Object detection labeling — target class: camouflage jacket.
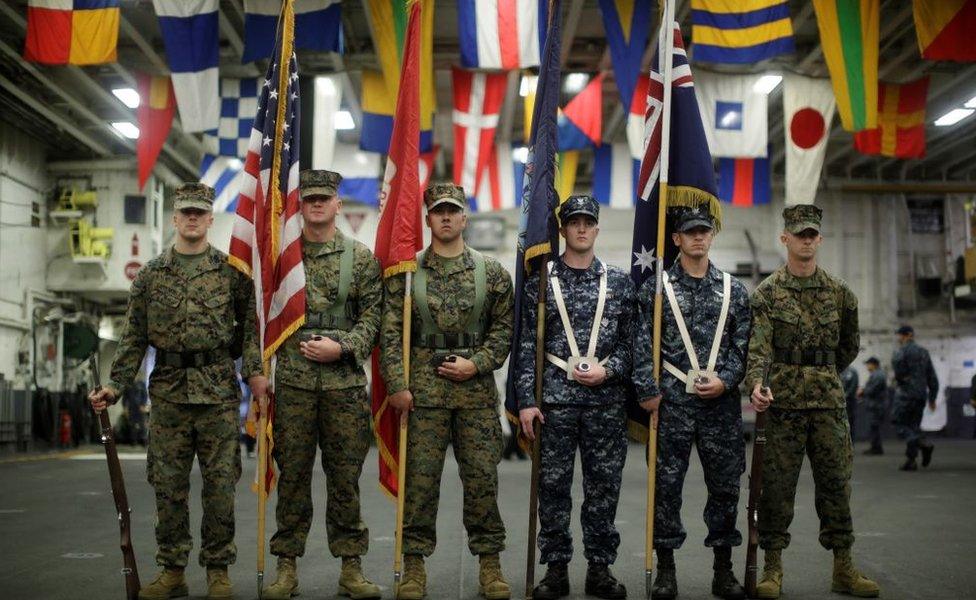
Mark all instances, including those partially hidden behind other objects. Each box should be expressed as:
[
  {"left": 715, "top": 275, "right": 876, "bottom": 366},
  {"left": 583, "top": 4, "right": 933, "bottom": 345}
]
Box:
[
  {"left": 380, "top": 246, "right": 514, "bottom": 409},
  {"left": 862, "top": 369, "right": 887, "bottom": 402},
  {"left": 274, "top": 230, "right": 382, "bottom": 391},
  {"left": 108, "top": 245, "right": 260, "bottom": 404},
  {"left": 891, "top": 341, "right": 939, "bottom": 402},
  {"left": 745, "top": 265, "right": 859, "bottom": 410},
  {"left": 633, "top": 260, "right": 751, "bottom": 404},
  {"left": 515, "top": 257, "right": 636, "bottom": 409}
]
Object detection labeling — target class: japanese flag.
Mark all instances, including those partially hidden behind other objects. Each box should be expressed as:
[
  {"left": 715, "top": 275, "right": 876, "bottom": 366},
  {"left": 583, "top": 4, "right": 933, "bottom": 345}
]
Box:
[{"left": 783, "top": 75, "right": 835, "bottom": 206}]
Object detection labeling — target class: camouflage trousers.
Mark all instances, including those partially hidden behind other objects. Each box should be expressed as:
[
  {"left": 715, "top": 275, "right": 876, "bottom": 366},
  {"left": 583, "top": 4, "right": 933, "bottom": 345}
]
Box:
[
  {"left": 758, "top": 408, "right": 854, "bottom": 551},
  {"left": 538, "top": 402, "right": 627, "bottom": 565},
  {"left": 654, "top": 397, "right": 745, "bottom": 550},
  {"left": 147, "top": 400, "right": 241, "bottom": 568},
  {"left": 403, "top": 406, "right": 505, "bottom": 556},
  {"left": 269, "top": 384, "right": 371, "bottom": 558},
  {"left": 891, "top": 392, "right": 930, "bottom": 459}
]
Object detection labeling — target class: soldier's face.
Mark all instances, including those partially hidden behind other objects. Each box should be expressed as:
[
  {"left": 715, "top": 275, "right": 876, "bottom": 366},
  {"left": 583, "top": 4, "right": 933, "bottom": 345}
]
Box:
[
  {"left": 301, "top": 194, "right": 340, "bottom": 226},
  {"left": 897, "top": 333, "right": 911, "bottom": 345},
  {"left": 560, "top": 215, "right": 599, "bottom": 253},
  {"left": 672, "top": 227, "right": 714, "bottom": 259},
  {"left": 173, "top": 208, "right": 213, "bottom": 242},
  {"left": 781, "top": 229, "right": 822, "bottom": 260},
  {"left": 426, "top": 204, "right": 466, "bottom": 243}
]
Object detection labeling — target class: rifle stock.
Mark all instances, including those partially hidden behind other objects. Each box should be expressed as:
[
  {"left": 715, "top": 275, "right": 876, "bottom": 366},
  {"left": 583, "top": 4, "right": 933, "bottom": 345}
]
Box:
[{"left": 744, "top": 371, "right": 771, "bottom": 598}]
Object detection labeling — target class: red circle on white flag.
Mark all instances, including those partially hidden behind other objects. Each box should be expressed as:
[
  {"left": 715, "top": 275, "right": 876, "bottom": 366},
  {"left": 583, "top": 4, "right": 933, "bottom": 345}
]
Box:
[{"left": 790, "top": 108, "right": 826, "bottom": 149}]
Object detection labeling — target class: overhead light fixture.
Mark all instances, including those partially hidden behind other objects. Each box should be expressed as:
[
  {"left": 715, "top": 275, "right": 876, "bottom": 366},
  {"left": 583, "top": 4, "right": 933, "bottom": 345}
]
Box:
[
  {"left": 227, "top": 158, "right": 243, "bottom": 170},
  {"left": 519, "top": 75, "right": 537, "bottom": 97},
  {"left": 934, "top": 108, "right": 975, "bottom": 126},
  {"left": 752, "top": 74, "right": 782, "bottom": 95},
  {"left": 112, "top": 87, "right": 140, "bottom": 109},
  {"left": 964, "top": 95, "right": 976, "bottom": 109},
  {"left": 316, "top": 76, "right": 336, "bottom": 97},
  {"left": 512, "top": 146, "right": 529, "bottom": 164},
  {"left": 563, "top": 72, "right": 588, "bottom": 94},
  {"left": 111, "top": 121, "right": 140, "bottom": 139},
  {"left": 335, "top": 110, "right": 355, "bottom": 130}
]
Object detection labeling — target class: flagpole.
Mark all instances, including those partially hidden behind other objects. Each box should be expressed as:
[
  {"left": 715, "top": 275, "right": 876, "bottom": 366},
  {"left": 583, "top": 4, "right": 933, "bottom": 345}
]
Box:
[
  {"left": 256, "top": 394, "right": 269, "bottom": 598},
  {"left": 394, "top": 272, "right": 413, "bottom": 597},
  {"left": 524, "top": 259, "right": 549, "bottom": 599},
  {"left": 646, "top": 0, "right": 676, "bottom": 598}
]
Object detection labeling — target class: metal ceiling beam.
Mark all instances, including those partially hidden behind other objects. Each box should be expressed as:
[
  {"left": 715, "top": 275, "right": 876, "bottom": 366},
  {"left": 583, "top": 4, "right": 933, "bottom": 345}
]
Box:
[{"left": 560, "top": 0, "right": 585, "bottom": 67}]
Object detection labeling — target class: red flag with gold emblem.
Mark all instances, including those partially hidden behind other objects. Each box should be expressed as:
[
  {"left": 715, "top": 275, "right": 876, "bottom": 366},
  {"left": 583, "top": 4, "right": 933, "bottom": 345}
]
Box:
[{"left": 136, "top": 74, "right": 176, "bottom": 191}]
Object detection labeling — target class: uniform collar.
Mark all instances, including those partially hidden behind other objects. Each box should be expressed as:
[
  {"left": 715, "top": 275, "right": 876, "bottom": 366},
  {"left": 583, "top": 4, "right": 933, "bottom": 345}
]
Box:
[
  {"left": 552, "top": 255, "right": 605, "bottom": 280},
  {"left": 668, "top": 258, "right": 721, "bottom": 285},
  {"left": 779, "top": 265, "right": 826, "bottom": 290},
  {"left": 303, "top": 228, "right": 346, "bottom": 257},
  {"left": 422, "top": 245, "right": 474, "bottom": 275},
  {"left": 161, "top": 244, "right": 221, "bottom": 275}
]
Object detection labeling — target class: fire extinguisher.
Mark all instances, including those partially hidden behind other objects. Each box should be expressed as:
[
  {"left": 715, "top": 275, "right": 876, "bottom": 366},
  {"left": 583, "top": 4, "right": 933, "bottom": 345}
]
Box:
[
  {"left": 131, "top": 233, "right": 139, "bottom": 256},
  {"left": 59, "top": 409, "right": 72, "bottom": 448}
]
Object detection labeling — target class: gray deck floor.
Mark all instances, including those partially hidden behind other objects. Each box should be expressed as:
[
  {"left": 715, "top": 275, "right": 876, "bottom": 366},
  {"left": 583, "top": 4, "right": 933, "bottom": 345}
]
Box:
[{"left": 1, "top": 438, "right": 974, "bottom": 599}]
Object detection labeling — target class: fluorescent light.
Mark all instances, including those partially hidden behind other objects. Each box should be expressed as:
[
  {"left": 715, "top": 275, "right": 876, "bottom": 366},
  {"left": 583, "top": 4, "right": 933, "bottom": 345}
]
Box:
[
  {"left": 564, "top": 73, "right": 588, "bottom": 94},
  {"left": 964, "top": 95, "right": 976, "bottom": 109},
  {"left": 934, "top": 108, "right": 975, "bottom": 126},
  {"left": 334, "top": 110, "right": 355, "bottom": 130},
  {"left": 512, "top": 147, "right": 528, "bottom": 164},
  {"left": 519, "top": 75, "right": 537, "bottom": 97},
  {"left": 112, "top": 87, "right": 140, "bottom": 109},
  {"left": 227, "top": 158, "right": 243, "bottom": 170},
  {"left": 111, "top": 121, "right": 139, "bottom": 139},
  {"left": 316, "top": 76, "right": 336, "bottom": 97},
  {"left": 753, "top": 74, "right": 782, "bottom": 95}
]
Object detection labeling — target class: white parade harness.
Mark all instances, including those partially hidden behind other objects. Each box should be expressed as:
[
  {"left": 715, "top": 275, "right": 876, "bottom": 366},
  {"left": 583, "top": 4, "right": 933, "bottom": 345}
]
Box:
[{"left": 544, "top": 261, "right": 610, "bottom": 380}]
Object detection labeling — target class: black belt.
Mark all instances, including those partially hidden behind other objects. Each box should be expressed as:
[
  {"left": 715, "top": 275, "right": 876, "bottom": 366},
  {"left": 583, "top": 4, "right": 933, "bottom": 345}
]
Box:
[
  {"left": 413, "top": 331, "right": 484, "bottom": 350},
  {"left": 305, "top": 311, "right": 354, "bottom": 331},
  {"left": 156, "top": 348, "right": 229, "bottom": 369},
  {"left": 773, "top": 348, "right": 836, "bottom": 366}
]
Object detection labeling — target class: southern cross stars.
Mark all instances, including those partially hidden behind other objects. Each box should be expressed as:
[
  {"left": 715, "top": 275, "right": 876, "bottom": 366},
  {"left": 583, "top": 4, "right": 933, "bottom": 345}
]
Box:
[{"left": 633, "top": 245, "right": 656, "bottom": 273}]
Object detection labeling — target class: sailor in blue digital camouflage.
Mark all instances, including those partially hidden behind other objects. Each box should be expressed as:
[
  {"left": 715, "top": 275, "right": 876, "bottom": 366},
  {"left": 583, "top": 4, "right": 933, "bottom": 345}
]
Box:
[
  {"left": 858, "top": 357, "right": 887, "bottom": 455},
  {"left": 632, "top": 207, "right": 751, "bottom": 600},
  {"left": 252, "top": 170, "right": 383, "bottom": 600},
  {"left": 516, "top": 195, "right": 634, "bottom": 600},
  {"left": 89, "top": 182, "right": 261, "bottom": 600},
  {"left": 745, "top": 204, "right": 879, "bottom": 599},
  {"left": 380, "top": 183, "right": 514, "bottom": 600},
  {"left": 890, "top": 325, "right": 939, "bottom": 471}
]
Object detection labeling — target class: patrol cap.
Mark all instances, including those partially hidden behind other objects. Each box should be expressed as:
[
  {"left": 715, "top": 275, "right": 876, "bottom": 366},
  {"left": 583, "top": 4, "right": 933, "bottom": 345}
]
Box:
[
  {"left": 173, "top": 182, "right": 215, "bottom": 212},
  {"left": 674, "top": 205, "right": 715, "bottom": 232},
  {"left": 558, "top": 194, "right": 600, "bottom": 224},
  {"left": 424, "top": 182, "right": 467, "bottom": 210},
  {"left": 865, "top": 356, "right": 880, "bottom": 365},
  {"left": 300, "top": 169, "right": 342, "bottom": 199},
  {"left": 783, "top": 204, "right": 823, "bottom": 234},
  {"left": 896, "top": 324, "right": 914, "bottom": 335}
]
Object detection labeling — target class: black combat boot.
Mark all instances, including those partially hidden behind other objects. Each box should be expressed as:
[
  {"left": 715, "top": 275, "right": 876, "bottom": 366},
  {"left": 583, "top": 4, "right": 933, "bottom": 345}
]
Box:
[
  {"left": 711, "top": 547, "right": 745, "bottom": 600},
  {"left": 921, "top": 444, "right": 934, "bottom": 467},
  {"left": 585, "top": 563, "right": 627, "bottom": 599},
  {"left": 862, "top": 447, "right": 883, "bottom": 455},
  {"left": 899, "top": 458, "right": 918, "bottom": 471},
  {"left": 652, "top": 549, "right": 677, "bottom": 599},
  {"left": 533, "top": 562, "right": 569, "bottom": 600}
]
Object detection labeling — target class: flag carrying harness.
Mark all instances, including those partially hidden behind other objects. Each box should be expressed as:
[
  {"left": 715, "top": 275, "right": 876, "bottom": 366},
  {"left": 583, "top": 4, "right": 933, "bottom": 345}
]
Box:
[
  {"left": 545, "top": 260, "right": 610, "bottom": 379},
  {"left": 412, "top": 249, "right": 488, "bottom": 349},
  {"left": 661, "top": 270, "right": 731, "bottom": 393}
]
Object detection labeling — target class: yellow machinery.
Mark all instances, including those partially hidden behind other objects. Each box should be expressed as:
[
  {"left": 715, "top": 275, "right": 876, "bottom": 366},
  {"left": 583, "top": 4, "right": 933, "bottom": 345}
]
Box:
[
  {"left": 57, "top": 188, "right": 99, "bottom": 212},
  {"left": 69, "top": 219, "right": 114, "bottom": 259}
]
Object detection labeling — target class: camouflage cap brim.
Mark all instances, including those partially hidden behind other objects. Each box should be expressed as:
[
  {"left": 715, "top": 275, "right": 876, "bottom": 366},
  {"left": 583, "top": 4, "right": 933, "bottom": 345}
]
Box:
[
  {"left": 787, "top": 221, "right": 821, "bottom": 234},
  {"left": 677, "top": 217, "right": 714, "bottom": 232},
  {"left": 427, "top": 196, "right": 467, "bottom": 210},
  {"left": 301, "top": 185, "right": 338, "bottom": 199},
  {"left": 174, "top": 199, "right": 214, "bottom": 212}
]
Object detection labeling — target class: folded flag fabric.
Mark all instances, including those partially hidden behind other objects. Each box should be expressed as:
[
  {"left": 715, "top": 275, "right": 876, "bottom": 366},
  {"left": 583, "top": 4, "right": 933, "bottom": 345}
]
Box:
[
  {"left": 243, "top": 0, "right": 343, "bottom": 63},
  {"left": 627, "top": 73, "right": 650, "bottom": 159},
  {"left": 200, "top": 154, "right": 244, "bottom": 212},
  {"left": 457, "top": 0, "right": 547, "bottom": 69},
  {"left": 695, "top": 71, "right": 768, "bottom": 158},
  {"left": 24, "top": 0, "right": 120, "bottom": 65},
  {"left": 783, "top": 74, "right": 835, "bottom": 206},
  {"left": 912, "top": 0, "right": 976, "bottom": 62},
  {"left": 473, "top": 141, "right": 518, "bottom": 211},
  {"left": 137, "top": 74, "right": 176, "bottom": 192},
  {"left": 557, "top": 73, "right": 604, "bottom": 151},
  {"left": 812, "top": 0, "right": 879, "bottom": 132},
  {"left": 202, "top": 79, "right": 261, "bottom": 159},
  {"left": 452, "top": 68, "right": 509, "bottom": 199},
  {"left": 853, "top": 77, "right": 929, "bottom": 159},
  {"left": 598, "top": 0, "right": 653, "bottom": 108},
  {"left": 718, "top": 152, "right": 771, "bottom": 206},
  {"left": 153, "top": 0, "right": 220, "bottom": 133},
  {"left": 592, "top": 143, "right": 640, "bottom": 208},
  {"left": 690, "top": 0, "right": 795, "bottom": 64}
]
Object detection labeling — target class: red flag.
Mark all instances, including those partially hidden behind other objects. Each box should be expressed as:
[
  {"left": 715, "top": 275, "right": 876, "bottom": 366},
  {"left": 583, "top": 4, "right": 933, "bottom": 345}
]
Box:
[
  {"left": 451, "top": 67, "right": 509, "bottom": 197},
  {"left": 136, "top": 74, "right": 176, "bottom": 191},
  {"left": 853, "top": 77, "right": 929, "bottom": 159},
  {"left": 228, "top": 0, "right": 304, "bottom": 493},
  {"left": 371, "top": 0, "right": 424, "bottom": 499}
]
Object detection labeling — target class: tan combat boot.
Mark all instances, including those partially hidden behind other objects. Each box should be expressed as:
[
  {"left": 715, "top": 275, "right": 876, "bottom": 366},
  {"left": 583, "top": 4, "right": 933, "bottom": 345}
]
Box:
[
  {"left": 397, "top": 554, "right": 426, "bottom": 600},
  {"left": 478, "top": 554, "right": 511, "bottom": 600},
  {"left": 831, "top": 548, "right": 880, "bottom": 597},
  {"left": 339, "top": 556, "right": 381, "bottom": 599},
  {"left": 205, "top": 566, "right": 233, "bottom": 600},
  {"left": 138, "top": 567, "right": 188, "bottom": 600},
  {"left": 262, "top": 557, "right": 299, "bottom": 600},
  {"left": 755, "top": 550, "right": 783, "bottom": 599}
]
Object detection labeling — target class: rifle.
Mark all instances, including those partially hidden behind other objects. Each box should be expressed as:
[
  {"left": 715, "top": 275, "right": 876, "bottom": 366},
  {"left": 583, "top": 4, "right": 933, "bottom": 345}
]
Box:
[
  {"left": 744, "top": 366, "right": 771, "bottom": 598},
  {"left": 89, "top": 354, "right": 141, "bottom": 600}
]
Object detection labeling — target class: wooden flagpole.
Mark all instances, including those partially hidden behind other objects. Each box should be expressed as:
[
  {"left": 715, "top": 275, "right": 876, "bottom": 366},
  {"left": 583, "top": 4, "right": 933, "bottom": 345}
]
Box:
[
  {"left": 256, "top": 395, "right": 269, "bottom": 598},
  {"left": 394, "top": 272, "right": 413, "bottom": 597},
  {"left": 524, "top": 260, "right": 549, "bottom": 598}
]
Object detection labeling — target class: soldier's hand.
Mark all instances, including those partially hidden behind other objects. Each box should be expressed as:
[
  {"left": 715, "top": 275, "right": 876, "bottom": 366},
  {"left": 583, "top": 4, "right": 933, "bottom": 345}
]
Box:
[
  {"left": 437, "top": 356, "right": 478, "bottom": 382},
  {"left": 694, "top": 377, "right": 726, "bottom": 399},
  {"left": 639, "top": 395, "right": 662, "bottom": 413},
  {"left": 519, "top": 407, "right": 545, "bottom": 441},
  {"left": 88, "top": 387, "right": 116, "bottom": 414},
  {"left": 857, "top": 387, "right": 864, "bottom": 398},
  {"left": 300, "top": 337, "right": 343, "bottom": 363},
  {"left": 928, "top": 400, "right": 937, "bottom": 412},
  {"left": 751, "top": 383, "right": 772, "bottom": 412},
  {"left": 573, "top": 363, "right": 607, "bottom": 387},
  {"left": 248, "top": 375, "right": 269, "bottom": 400},
  {"left": 388, "top": 390, "right": 414, "bottom": 415}
]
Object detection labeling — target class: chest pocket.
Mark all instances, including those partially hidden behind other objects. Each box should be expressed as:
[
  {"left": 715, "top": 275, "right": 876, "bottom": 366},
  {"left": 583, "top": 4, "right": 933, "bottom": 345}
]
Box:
[{"left": 770, "top": 309, "right": 799, "bottom": 349}]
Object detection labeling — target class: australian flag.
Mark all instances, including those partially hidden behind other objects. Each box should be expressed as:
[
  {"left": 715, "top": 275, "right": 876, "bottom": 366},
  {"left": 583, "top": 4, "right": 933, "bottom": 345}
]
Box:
[{"left": 504, "top": 0, "right": 562, "bottom": 430}]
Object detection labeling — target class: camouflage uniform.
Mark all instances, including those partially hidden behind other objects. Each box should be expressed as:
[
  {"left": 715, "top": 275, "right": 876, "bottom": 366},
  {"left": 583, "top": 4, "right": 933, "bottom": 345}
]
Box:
[
  {"left": 861, "top": 364, "right": 887, "bottom": 451},
  {"left": 107, "top": 183, "right": 260, "bottom": 568},
  {"left": 745, "top": 205, "right": 860, "bottom": 553},
  {"left": 268, "top": 170, "right": 383, "bottom": 560},
  {"left": 891, "top": 338, "right": 939, "bottom": 461},
  {"left": 379, "top": 184, "right": 514, "bottom": 557},
  {"left": 633, "top": 257, "right": 751, "bottom": 551},
  {"left": 514, "top": 196, "right": 636, "bottom": 566}
]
